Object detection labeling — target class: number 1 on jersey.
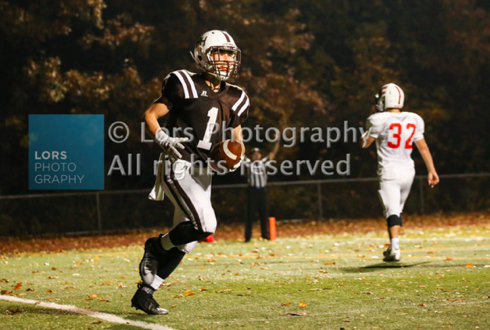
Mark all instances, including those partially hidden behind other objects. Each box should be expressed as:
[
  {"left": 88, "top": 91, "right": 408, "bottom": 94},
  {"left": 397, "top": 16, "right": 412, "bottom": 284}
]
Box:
[{"left": 197, "top": 107, "right": 218, "bottom": 150}]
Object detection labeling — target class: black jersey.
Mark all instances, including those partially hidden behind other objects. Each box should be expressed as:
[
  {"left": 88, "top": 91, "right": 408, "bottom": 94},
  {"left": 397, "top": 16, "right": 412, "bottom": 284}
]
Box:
[{"left": 154, "top": 70, "right": 249, "bottom": 163}]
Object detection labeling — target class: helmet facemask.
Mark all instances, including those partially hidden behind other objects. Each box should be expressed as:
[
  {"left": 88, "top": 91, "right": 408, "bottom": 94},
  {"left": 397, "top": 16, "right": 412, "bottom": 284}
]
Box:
[
  {"left": 375, "top": 91, "right": 385, "bottom": 112},
  {"left": 204, "top": 47, "right": 241, "bottom": 81}
]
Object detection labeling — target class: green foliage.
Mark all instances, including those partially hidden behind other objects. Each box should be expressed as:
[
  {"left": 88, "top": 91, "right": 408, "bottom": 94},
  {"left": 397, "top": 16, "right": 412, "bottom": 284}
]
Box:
[{"left": 2, "top": 0, "right": 490, "bottom": 231}]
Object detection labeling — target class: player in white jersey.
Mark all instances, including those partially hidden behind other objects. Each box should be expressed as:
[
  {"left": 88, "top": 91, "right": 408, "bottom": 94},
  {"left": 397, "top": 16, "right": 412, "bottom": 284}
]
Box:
[{"left": 361, "top": 83, "right": 439, "bottom": 261}]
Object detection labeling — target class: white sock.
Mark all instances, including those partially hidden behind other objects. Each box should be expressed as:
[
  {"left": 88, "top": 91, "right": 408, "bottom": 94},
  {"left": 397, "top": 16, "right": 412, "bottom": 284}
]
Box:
[
  {"left": 391, "top": 237, "right": 400, "bottom": 250},
  {"left": 160, "top": 234, "right": 175, "bottom": 251},
  {"left": 150, "top": 275, "right": 165, "bottom": 290}
]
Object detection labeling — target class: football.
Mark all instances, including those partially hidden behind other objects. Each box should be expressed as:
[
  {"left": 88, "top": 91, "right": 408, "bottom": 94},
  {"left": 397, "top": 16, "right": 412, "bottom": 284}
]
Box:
[{"left": 209, "top": 139, "right": 243, "bottom": 173}]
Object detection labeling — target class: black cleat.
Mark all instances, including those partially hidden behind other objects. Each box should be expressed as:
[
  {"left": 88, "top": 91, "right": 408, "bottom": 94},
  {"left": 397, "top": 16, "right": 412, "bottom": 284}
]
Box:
[{"left": 131, "top": 283, "right": 168, "bottom": 315}]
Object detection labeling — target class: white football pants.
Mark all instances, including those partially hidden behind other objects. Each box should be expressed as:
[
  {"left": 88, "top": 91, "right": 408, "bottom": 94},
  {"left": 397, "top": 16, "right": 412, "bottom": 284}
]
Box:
[
  {"left": 162, "top": 159, "right": 217, "bottom": 253},
  {"left": 378, "top": 169, "right": 415, "bottom": 218}
]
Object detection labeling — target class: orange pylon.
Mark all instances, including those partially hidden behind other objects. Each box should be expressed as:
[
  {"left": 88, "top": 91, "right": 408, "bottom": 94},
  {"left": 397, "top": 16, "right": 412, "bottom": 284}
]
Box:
[{"left": 269, "top": 217, "right": 276, "bottom": 241}]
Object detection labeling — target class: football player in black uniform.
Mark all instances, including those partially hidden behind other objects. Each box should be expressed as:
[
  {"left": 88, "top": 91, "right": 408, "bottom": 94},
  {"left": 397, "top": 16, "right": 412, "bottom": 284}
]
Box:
[{"left": 131, "top": 30, "right": 249, "bottom": 315}]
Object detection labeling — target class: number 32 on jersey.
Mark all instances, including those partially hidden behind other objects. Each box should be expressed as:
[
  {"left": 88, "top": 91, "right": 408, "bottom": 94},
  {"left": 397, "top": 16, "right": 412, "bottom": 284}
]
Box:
[{"left": 388, "top": 123, "right": 416, "bottom": 149}]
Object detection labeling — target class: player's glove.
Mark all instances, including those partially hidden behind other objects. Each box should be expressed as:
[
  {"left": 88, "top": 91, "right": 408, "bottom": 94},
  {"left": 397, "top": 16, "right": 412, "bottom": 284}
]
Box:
[
  {"left": 155, "top": 128, "right": 189, "bottom": 162},
  {"left": 361, "top": 129, "right": 370, "bottom": 148}
]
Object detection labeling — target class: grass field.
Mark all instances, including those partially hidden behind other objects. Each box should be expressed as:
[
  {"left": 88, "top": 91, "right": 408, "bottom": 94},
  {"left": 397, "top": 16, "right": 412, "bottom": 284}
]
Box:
[{"left": 1, "top": 213, "right": 489, "bottom": 330}]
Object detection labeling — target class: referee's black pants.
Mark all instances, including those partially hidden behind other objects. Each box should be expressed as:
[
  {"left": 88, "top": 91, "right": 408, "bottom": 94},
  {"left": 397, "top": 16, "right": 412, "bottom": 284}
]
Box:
[{"left": 245, "top": 186, "right": 270, "bottom": 242}]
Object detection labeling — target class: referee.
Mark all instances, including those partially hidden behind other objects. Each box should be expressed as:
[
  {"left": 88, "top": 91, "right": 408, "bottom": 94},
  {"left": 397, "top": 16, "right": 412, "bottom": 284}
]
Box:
[{"left": 243, "top": 147, "right": 276, "bottom": 242}]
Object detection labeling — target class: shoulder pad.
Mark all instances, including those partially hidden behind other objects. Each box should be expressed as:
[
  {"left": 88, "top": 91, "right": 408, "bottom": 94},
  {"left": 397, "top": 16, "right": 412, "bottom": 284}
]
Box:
[{"left": 167, "top": 70, "right": 199, "bottom": 99}]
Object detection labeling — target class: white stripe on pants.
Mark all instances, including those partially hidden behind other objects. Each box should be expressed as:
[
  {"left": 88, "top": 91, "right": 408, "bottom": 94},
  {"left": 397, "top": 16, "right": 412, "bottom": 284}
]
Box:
[{"left": 162, "top": 160, "right": 217, "bottom": 253}]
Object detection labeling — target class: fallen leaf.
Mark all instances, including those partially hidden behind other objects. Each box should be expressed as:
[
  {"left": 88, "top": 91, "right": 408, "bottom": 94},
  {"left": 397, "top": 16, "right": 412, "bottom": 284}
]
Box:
[
  {"left": 299, "top": 302, "right": 307, "bottom": 308},
  {"left": 466, "top": 263, "right": 475, "bottom": 268},
  {"left": 281, "top": 302, "right": 291, "bottom": 306},
  {"left": 364, "top": 292, "right": 373, "bottom": 294},
  {"left": 26, "top": 288, "right": 35, "bottom": 292},
  {"left": 418, "top": 303, "right": 426, "bottom": 307},
  {"left": 89, "top": 294, "right": 98, "bottom": 298},
  {"left": 92, "top": 320, "right": 102, "bottom": 324},
  {"left": 216, "top": 289, "right": 232, "bottom": 293},
  {"left": 14, "top": 283, "right": 22, "bottom": 290},
  {"left": 287, "top": 312, "right": 307, "bottom": 316},
  {"left": 184, "top": 291, "right": 196, "bottom": 297},
  {"left": 446, "top": 257, "right": 453, "bottom": 261},
  {"left": 52, "top": 267, "right": 57, "bottom": 270},
  {"left": 46, "top": 289, "right": 53, "bottom": 293},
  {"left": 1, "top": 290, "right": 13, "bottom": 294},
  {"left": 6, "top": 308, "right": 23, "bottom": 315}
]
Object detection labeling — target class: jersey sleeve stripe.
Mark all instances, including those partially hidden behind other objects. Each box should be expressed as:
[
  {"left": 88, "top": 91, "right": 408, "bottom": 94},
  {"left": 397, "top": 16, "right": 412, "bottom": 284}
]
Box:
[
  {"left": 237, "top": 96, "right": 250, "bottom": 116},
  {"left": 181, "top": 70, "right": 199, "bottom": 98},
  {"left": 231, "top": 91, "right": 246, "bottom": 111}
]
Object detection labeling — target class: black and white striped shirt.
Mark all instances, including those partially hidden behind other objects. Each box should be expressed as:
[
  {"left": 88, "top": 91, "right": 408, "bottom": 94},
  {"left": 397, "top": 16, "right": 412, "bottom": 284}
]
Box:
[{"left": 244, "top": 157, "right": 270, "bottom": 188}]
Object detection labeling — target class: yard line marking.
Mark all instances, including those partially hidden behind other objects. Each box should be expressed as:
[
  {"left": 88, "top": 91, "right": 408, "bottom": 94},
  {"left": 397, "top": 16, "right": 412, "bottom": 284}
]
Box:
[{"left": 0, "top": 295, "right": 176, "bottom": 330}]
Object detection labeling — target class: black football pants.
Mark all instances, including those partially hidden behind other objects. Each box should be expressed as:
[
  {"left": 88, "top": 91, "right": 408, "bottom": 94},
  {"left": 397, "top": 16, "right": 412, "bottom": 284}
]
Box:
[{"left": 245, "top": 187, "right": 270, "bottom": 241}]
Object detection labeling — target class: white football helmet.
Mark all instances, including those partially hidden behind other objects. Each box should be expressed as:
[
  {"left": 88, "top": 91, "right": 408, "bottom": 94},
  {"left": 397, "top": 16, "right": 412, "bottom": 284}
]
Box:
[
  {"left": 375, "top": 83, "right": 404, "bottom": 111},
  {"left": 190, "top": 30, "right": 241, "bottom": 81}
]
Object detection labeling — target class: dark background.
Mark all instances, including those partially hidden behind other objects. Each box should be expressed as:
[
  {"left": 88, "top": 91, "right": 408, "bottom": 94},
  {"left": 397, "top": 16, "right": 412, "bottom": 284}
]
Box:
[{"left": 1, "top": 0, "right": 489, "bottom": 236}]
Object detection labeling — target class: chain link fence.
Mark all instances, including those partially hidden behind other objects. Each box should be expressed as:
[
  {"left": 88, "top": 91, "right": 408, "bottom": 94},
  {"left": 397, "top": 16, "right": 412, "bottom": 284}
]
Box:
[{"left": 1, "top": 173, "right": 489, "bottom": 236}]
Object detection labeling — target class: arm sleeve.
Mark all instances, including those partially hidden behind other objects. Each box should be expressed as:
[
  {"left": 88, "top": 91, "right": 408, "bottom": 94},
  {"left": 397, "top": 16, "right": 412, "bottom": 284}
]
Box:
[
  {"left": 153, "top": 73, "right": 184, "bottom": 111},
  {"left": 412, "top": 114, "right": 425, "bottom": 141}
]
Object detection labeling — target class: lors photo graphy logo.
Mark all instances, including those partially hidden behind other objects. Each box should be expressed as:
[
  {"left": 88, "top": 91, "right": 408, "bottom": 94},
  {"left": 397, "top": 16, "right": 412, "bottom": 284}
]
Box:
[{"left": 28, "top": 115, "right": 104, "bottom": 190}]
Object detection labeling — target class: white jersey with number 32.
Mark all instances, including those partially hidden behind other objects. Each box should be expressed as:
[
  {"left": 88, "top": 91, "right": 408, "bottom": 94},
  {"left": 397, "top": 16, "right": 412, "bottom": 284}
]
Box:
[{"left": 367, "top": 111, "right": 424, "bottom": 179}]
